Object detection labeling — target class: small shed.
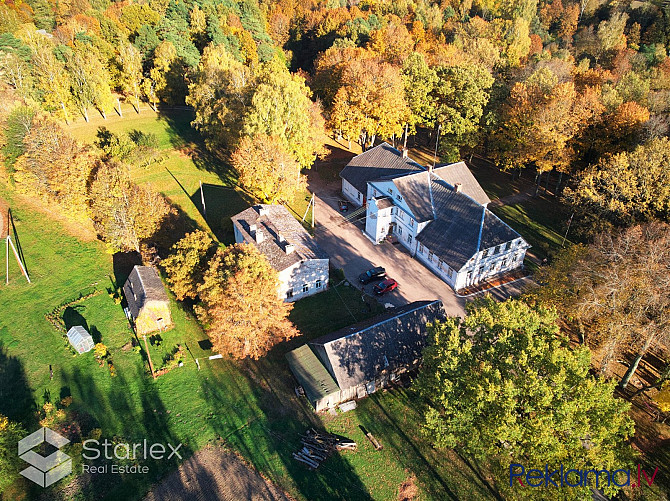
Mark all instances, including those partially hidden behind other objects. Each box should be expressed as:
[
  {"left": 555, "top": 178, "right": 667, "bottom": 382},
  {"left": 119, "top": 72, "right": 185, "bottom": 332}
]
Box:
[
  {"left": 123, "top": 265, "right": 173, "bottom": 336},
  {"left": 67, "top": 326, "right": 94, "bottom": 354}
]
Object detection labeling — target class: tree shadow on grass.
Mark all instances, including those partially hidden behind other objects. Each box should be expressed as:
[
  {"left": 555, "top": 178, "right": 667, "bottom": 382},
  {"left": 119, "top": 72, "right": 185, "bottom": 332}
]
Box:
[
  {"left": 197, "top": 353, "right": 373, "bottom": 500},
  {"left": 157, "top": 109, "right": 238, "bottom": 186},
  {"left": 0, "top": 341, "right": 35, "bottom": 425},
  {"left": 189, "top": 184, "right": 254, "bottom": 244},
  {"left": 54, "top": 365, "right": 200, "bottom": 501}
]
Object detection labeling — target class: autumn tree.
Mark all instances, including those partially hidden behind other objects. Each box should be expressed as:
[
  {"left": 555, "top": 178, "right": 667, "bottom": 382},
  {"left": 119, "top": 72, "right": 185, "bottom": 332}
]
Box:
[
  {"left": 565, "top": 137, "right": 670, "bottom": 230},
  {"left": 88, "top": 160, "right": 171, "bottom": 253},
  {"left": 186, "top": 43, "right": 254, "bottom": 149},
  {"left": 432, "top": 63, "right": 493, "bottom": 160},
  {"left": 195, "top": 244, "right": 298, "bottom": 359},
  {"left": 162, "top": 230, "right": 217, "bottom": 300},
  {"left": 66, "top": 43, "right": 113, "bottom": 121},
  {"left": 116, "top": 41, "right": 143, "bottom": 113},
  {"left": 534, "top": 223, "right": 670, "bottom": 388},
  {"left": 402, "top": 52, "right": 437, "bottom": 133},
  {"left": 417, "top": 298, "right": 634, "bottom": 500},
  {"left": 330, "top": 57, "right": 409, "bottom": 148},
  {"left": 12, "top": 114, "right": 95, "bottom": 219},
  {"left": 242, "top": 59, "right": 325, "bottom": 169},
  {"left": 231, "top": 134, "right": 305, "bottom": 203}
]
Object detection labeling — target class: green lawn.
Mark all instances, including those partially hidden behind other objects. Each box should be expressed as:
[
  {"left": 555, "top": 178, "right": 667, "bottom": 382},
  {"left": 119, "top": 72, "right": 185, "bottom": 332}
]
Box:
[{"left": 0, "top": 112, "right": 501, "bottom": 501}]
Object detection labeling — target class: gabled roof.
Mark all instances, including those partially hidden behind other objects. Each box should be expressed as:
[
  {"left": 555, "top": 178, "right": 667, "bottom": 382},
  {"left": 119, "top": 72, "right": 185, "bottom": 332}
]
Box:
[
  {"left": 123, "top": 266, "right": 169, "bottom": 318},
  {"left": 309, "top": 300, "right": 446, "bottom": 390},
  {"left": 231, "top": 204, "right": 328, "bottom": 272},
  {"left": 339, "top": 143, "right": 424, "bottom": 195},
  {"left": 433, "top": 162, "right": 491, "bottom": 206},
  {"left": 415, "top": 177, "right": 521, "bottom": 271},
  {"left": 285, "top": 345, "right": 340, "bottom": 404}
]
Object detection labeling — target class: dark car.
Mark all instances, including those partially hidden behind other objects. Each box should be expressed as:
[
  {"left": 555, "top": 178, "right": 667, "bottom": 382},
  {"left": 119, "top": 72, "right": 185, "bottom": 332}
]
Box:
[
  {"left": 374, "top": 278, "right": 398, "bottom": 295},
  {"left": 358, "top": 266, "right": 386, "bottom": 284}
]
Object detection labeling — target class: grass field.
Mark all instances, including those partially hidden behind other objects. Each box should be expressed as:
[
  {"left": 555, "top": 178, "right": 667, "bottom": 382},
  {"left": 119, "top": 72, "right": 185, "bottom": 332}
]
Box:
[{"left": 0, "top": 111, "right": 497, "bottom": 500}]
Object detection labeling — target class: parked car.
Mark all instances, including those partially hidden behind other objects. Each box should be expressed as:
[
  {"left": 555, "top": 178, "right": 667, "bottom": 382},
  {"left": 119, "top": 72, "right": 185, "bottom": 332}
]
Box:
[
  {"left": 374, "top": 278, "right": 398, "bottom": 295},
  {"left": 338, "top": 200, "right": 349, "bottom": 212},
  {"left": 358, "top": 266, "right": 386, "bottom": 284}
]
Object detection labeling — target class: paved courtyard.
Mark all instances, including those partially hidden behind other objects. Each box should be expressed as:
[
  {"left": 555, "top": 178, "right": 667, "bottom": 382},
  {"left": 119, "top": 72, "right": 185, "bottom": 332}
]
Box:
[{"left": 310, "top": 179, "right": 467, "bottom": 317}]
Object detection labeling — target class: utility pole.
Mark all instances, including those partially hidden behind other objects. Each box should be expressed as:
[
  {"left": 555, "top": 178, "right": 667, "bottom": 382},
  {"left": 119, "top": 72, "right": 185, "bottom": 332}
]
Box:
[
  {"left": 312, "top": 193, "right": 315, "bottom": 228},
  {"left": 199, "top": 180, "right": 207, "bottom": 221},
  {"left": 143, "top": 335, "right": 156, "bottom": 379},
  {"left": 403, "top": 123, "right": 408, "bottom": 150},
  {"left": 561, "top": 212, "right": 574, "bottom": 248},
  {"left": 432, "top": 124, "right": 442, "bottom": 168}
]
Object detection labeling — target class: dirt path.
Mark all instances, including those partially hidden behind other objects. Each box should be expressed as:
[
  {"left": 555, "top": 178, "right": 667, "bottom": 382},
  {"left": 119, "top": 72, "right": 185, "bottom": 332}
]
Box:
[
  {"left": 144, "top": 446, "right": 292, "bottom": 501},
  {"left": 486, "top": 189, "right": 535, "bottom": 209}
]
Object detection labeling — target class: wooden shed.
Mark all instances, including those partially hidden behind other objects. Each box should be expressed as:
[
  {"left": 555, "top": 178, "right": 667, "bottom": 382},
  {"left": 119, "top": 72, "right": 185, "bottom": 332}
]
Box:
[
  {"left": 67, "top": 326, "right": 94, "bottom": 354},
  {"left": 123, "top": 266, "right": 173, "bottom": 336}
]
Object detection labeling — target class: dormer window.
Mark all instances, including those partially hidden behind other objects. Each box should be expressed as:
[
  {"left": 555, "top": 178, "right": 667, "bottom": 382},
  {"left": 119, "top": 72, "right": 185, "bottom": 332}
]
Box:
[
  {"left": 396, "top": 195, "right": 403, "bottom": 202},
  {"left": 388, "top": 188, "right": 393, "bottom": 195},
  {"left": 482, "top": 249, "right": 489, "bottom": 258}
]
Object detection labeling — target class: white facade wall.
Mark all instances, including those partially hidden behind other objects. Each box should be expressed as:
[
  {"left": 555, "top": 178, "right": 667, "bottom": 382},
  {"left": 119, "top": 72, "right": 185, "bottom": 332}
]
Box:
[
  {"left": 278, "top": 259, "right": 329, "bottom": 302},
  {"left": 234, "top": 225, "right": 328, "bottom": 302},
  {"left": 342, "top": 179, "right": 363, "bottom": 206}
]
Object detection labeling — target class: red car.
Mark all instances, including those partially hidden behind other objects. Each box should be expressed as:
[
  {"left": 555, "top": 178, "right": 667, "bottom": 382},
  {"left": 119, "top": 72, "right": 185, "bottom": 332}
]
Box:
[{"left": 374, "top": 278, "right": 398, "bottom": 295}]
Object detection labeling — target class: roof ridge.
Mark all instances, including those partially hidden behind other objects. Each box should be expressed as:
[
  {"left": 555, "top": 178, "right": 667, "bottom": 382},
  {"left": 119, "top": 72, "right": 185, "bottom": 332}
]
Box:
[{"left": 315, "top": 300, "right": 440, "bottom": 346}]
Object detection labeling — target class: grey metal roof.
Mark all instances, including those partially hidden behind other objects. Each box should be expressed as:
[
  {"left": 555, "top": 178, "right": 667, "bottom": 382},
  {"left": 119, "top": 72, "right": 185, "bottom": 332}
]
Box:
[
  {"left": 123, "top": 266, "right": 169, "bottom": 318},
  {"left": 231, "top": 205, "right": 328, "bottom": 272},
  {"left": 392, "top": 171, "right": 435, "bottom": 222},
  {"left": 285, "top": 345, "right": 340, "bottom": 404},
  {"left": 415, "top": 177, "right": 521, "bottom": 271},
  {"left": 309, "top": 300, "right": 446, "bottom": 390},
  {"left": 339, "top": 143, "right": 424, "bottom": 195},
  {"left": 433, "top": 162, "right": 491, "bottom": 206},
  {"left": 374, "top": 197, "right": 395, "bottom": 210}
]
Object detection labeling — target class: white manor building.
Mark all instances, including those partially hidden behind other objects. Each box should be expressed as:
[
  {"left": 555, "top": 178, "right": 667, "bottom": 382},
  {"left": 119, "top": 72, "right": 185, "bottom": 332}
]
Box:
[
  {"left": 340, "top": 143, "right": 530, "bottom": 291},
  {"left": 232, "top": 204, "right": 329, "bottom": 302}
]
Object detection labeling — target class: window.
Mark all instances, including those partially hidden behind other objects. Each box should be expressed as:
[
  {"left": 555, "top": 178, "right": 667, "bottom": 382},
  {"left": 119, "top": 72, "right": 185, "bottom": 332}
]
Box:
[
  {"left": 494, "top": 245, "right": 501, "bottom": 254},
  {"left": 303, "top": 283, "right": 309, "bottom": 293},
  {"left": 438, "top": 260, "right": 444, "bottom": 270},
  {"left": 502, "top": 242, "right": 508, "bottom": 252},
  {"left": 447, "top": 267, "right": 454, "bottom": 278},
  {"left": 407, "top": 235, "right": 412, "bottom": 244},
  {"left": 418, "top": 243, "right": 424, "bottom": 253},
  {"left": 428, "top": 251, "right": 434, "bottom": 261},
  {"left": 397, "top": 226, "right": 403, "bottom": 235},
  {"left": 388, "top": 188, "right": 393, "bottom": 195},
  {"left": 479, "top": 266, "right": 484, "bottom": 275},
  {"left": 316, "top": 279, "right": 322, "bottom": 289},
  {"left": 391, "top": 207, "right": 396, "bottom": 215},
  {"left": 482, "top": 249, "right": 489, "bottom": 258},
  {"left": 501, "top": 259, "right": 507, "bottom": 268},
  {"left": 410, "top": 219, "right": 414, "bottom": 227},
  {"left": 286, "top": 288, "right": 293, "bottom": 299},
  {"left": 357, "top": 192, "right": 361, "bottom": 201},
  {"left": 396, "top": 195, "right": 403, "bottom": 202}
]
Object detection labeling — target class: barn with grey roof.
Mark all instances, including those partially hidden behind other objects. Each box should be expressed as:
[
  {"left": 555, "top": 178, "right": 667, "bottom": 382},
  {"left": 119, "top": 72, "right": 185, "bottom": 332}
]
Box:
[
  {"left": 286, "top": 300, "right": 446, "bottom": 412},
  {"left": 232, "top": 204, "right": 329, "bottom": 302},
  {"left": 340, "top": 143, "right": 530, "bottom": 291}
]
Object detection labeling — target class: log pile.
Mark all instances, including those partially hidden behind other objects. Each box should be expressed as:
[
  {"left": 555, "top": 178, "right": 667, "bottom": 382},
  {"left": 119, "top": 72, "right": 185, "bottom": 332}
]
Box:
[{"left": 292, "top": 428, "right": 357, "bottom": 469}]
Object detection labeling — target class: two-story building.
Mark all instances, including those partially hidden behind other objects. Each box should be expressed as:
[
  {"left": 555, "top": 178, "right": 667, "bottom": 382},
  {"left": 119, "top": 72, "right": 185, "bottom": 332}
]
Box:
[
  {"left": 232, "top": 204, "right": 329, "bottom": 302},
  {"left": 340, "top": 143, "right": 530, "bottom": 290}
]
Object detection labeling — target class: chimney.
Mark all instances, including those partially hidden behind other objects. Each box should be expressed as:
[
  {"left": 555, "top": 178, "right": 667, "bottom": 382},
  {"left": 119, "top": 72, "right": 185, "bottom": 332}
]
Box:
[
  {"left": 255, "top": 228, "right": 264, "bottom": 243},
  {"left": 249, "top": 224, "right": 257, "bottom": 235},
  {"left": 278, "top": 233, "right": 285, "bottom": 243},
  {"left": 285, "top": 243, "right": 295, "bottom": 254},
  {"left": 402, "top": 148, "right": 408, "bottom": 159},
  {"left": 454, "top": 183, "right": 463, "bottom": 193},
  {"left": 258, "top": 206, "right": 269, "bottom": 217}
]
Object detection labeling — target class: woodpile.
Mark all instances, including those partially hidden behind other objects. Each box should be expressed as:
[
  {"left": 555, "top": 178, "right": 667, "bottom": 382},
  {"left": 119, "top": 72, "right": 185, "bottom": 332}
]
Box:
[{"left": 292, "top": 428, "right": 357, "bottom": 469}]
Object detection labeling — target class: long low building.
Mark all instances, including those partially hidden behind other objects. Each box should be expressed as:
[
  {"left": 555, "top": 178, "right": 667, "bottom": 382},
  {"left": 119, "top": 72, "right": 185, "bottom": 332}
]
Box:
[
  {"left": 340, "top": 143, "right": 530, "bottom": 291},
  {"left": 286, "top": 300, "right": 446, "bottom": 412}
]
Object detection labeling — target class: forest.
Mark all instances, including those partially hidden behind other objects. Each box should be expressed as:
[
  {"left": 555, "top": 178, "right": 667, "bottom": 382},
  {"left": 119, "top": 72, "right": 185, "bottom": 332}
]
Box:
[{"left": 1, "top": 0, "right": 670, "bottom": 499}]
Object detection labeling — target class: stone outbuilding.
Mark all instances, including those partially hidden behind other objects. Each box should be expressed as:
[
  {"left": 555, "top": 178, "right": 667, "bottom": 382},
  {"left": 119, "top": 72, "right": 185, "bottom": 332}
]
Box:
[
  {"left": 232, "top": 204, "right": 329, "bottom": 302},
  {"left": 123, "top": 265, "right": 173, "bottom": 335}
]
